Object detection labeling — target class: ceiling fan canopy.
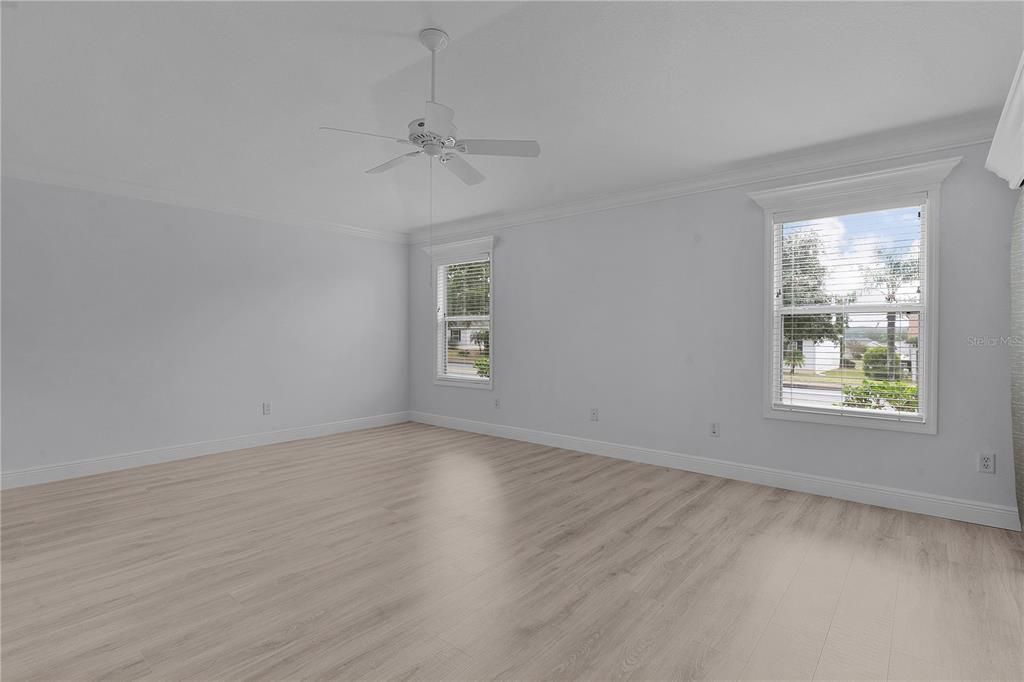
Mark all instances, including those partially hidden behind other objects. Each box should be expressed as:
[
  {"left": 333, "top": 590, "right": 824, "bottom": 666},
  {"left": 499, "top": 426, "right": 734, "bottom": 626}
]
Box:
[{"left": 319, "top": 28, "right": 541, "bottom": 186}]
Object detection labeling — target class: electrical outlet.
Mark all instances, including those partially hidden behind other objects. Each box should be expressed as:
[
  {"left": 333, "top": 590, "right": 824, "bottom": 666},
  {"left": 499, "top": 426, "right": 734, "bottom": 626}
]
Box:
[
  {"left": 261, "top": 401, "right": 272, "bottom": 416},
  {"left": 494, "top": 398, "right": 501, "bottom": 409},
  {"left": 589, "top": 408, "right": 599, "bottom": 422},
  {"left": 710, "top": 422, "right": 720, "bottom": 437},
  {"left": 978, "top": 453, "right": 995, "bottom": 474}
]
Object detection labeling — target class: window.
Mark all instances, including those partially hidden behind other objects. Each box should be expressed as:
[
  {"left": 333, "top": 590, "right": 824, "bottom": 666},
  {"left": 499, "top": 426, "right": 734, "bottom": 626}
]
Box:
[
  {"left": 750, "top": 158, "right": 960, "bottom": 432},
  {"left": 774, "top": 204, "right": 925, "bottom": 419},
  {"left": 432, "top": 237, "right": 493, "bottom": 388}
]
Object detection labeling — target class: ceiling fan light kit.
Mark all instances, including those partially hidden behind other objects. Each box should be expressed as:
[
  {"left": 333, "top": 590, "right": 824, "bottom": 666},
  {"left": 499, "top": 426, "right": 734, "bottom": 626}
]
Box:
[{"left": 319, "top": 27, "right": 541, "bottom": 186}]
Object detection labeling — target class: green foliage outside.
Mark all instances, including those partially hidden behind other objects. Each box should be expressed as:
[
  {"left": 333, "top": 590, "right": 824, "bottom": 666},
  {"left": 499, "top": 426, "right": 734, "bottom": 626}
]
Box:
[
  {"left": 862, "top": 248, "right": 919, "bottom": 380},
  {"left": 471, "top": 329, "right": 490, "bottom": 352},
  {"left": 474, "top": 356, "right": 490, "bottom": 378},
  {"left": 862, "top": 346, "right": 901, "bottom": 380},
  {"left": 841, "top": 381, "right": 918, "bottom": 412},
  {"left": 446, "top": 261, "right": 490, "bottom": 316},
  {"left": 781, "top": 232, "right": 845, "bottom": 353},
  {"left": 783, "top": 345, "right": 805, "bottom": 375}
]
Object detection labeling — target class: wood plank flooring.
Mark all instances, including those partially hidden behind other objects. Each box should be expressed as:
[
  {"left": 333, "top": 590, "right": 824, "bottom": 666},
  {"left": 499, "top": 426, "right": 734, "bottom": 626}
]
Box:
[{"left": 2, "top": 422, "right": 1022, "bottom": 680}]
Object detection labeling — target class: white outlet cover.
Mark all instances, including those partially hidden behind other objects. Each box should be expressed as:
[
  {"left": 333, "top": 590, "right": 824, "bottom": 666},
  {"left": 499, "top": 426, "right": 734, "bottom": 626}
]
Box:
[{"left": 978, "top": 454, "right": 995, "bottom": 473}]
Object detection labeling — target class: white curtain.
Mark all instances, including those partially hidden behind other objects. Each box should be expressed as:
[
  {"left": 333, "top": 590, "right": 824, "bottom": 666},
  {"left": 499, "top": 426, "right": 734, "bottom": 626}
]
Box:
[{"left": 1013, "top": 191, "right": 1023, "bottom": 530}]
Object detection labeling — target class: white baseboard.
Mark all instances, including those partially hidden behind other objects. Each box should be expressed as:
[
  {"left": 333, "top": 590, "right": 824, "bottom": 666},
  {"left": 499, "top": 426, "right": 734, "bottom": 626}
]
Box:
[
  {"left": 410, "top": 411, "right": 1022, "bottom": 532},
  {"left": 1, "top": 411, "right": 412, "bottom": 489}
]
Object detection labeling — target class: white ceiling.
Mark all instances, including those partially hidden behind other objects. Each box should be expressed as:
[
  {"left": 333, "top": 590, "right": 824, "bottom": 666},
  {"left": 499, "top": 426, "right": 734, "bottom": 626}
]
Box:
[{"left": 3, "top": 2, "right": 1022, "bottom": 235}]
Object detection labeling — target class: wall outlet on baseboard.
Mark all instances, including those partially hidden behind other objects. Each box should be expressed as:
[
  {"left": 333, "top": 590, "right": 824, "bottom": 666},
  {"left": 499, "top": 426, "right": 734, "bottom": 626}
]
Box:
[
  {"left": 494, "top": 398, "right": 500, "bottom": 409},
  {"left": 710, "top": 422, "right": 721, "bottom": 437},
  {"left": 977, "top": 453, "right": 995, "bottom": 473},
  {"left": 589, "top": 408, "right": 599, "bottom": 422},
  {"left": 261, "top": 401, "right": 272, "bottom": 416}
]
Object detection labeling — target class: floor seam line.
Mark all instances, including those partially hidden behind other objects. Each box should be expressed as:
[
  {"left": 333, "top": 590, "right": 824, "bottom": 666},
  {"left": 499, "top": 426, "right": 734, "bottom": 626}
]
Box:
[
  {"left": 884, "top": 539, "right": 905, "bottom": 682},
  {"left": 810, "top": 549, "right": 856, "bottom": 680},
  {"left": 737, "top": 535, "right": 813, "bottom": 677}
]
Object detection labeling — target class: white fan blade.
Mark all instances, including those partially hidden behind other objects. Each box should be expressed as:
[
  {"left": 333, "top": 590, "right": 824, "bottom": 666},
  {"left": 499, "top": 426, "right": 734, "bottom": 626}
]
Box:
[
  {"left": 457, "top": 139, "right": 540, "bottom": 157},
  {"left": 366, "top": 151, "right": 422, "bottom": 174},
  {"left": 425, "top": 102, "right": 455, "bottom": 137},
  {"left": 442, "top": 154, "right": 484, "bottom": 186},
  {"left": 319, "top": 127, "right": 413, "bottom": 145}
]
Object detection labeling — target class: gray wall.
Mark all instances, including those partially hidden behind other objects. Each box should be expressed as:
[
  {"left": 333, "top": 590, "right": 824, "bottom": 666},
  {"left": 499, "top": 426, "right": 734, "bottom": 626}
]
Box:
[
  {"left": 2, "top": 177, "right": 408, "bottom": 473},
  {"left": 410, "top": 142, "right": 1019, "bottom": 509},
  {"left": 3, "top": 143, "right": 1018, "bottom": 513}
]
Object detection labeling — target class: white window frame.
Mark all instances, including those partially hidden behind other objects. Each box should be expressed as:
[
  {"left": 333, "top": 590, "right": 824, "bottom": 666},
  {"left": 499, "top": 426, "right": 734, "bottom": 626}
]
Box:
[
  {"left": 748, "top": 157, "right": 961, "bottom": 433},
  {"left": 429, "top": 236, "right": 494, "bottom": 390}
]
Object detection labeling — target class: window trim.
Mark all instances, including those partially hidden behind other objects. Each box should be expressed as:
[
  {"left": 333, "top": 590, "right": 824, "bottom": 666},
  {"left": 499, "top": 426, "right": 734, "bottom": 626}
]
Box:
[
  {"left": 749, "top": 157, "right": 961, "bottom": 433},
  {"left": 430, "top": 237, "right": 494, "bottom": 390}
]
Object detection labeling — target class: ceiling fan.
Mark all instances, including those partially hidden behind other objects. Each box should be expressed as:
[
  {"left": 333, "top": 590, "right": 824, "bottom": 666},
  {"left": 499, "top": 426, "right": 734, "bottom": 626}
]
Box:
[{"left": 319, "top": 28, "right": 540, "bottom": 186}]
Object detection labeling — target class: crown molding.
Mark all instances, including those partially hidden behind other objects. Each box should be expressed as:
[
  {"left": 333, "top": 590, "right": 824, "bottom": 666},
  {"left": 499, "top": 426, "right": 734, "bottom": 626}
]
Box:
[
  {"left": 3, "top": 109, "right": 999, "bottom": 247},
  {"left": 409, "top": 109, "right": 998, "bottom": 244},
  {"left": 1, "top": 163, "right": 410, "bottom": 244}
]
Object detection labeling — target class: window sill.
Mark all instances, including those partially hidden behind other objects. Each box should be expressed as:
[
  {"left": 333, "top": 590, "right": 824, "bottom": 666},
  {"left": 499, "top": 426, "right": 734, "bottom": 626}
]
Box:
[
  {"left": 434, "top": 377, "right": 493, "bottom": 391},
  {"left": 764, "top": 404, "right": 936, "bottom": 434}
]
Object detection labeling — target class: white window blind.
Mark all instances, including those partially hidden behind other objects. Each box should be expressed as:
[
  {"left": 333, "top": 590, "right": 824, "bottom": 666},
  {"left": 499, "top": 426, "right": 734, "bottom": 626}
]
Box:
[
  {"left": 436, "top": 257, "right": 491, "bottom": 385},
  {"left": 770, "top": 201, "right": 929, "bottom": 424}
]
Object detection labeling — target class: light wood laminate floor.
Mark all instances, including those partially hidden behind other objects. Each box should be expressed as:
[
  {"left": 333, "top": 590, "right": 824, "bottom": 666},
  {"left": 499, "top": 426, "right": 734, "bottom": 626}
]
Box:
[{"left": 3, "top": 422, "right": 1023, "bottom": 680}]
